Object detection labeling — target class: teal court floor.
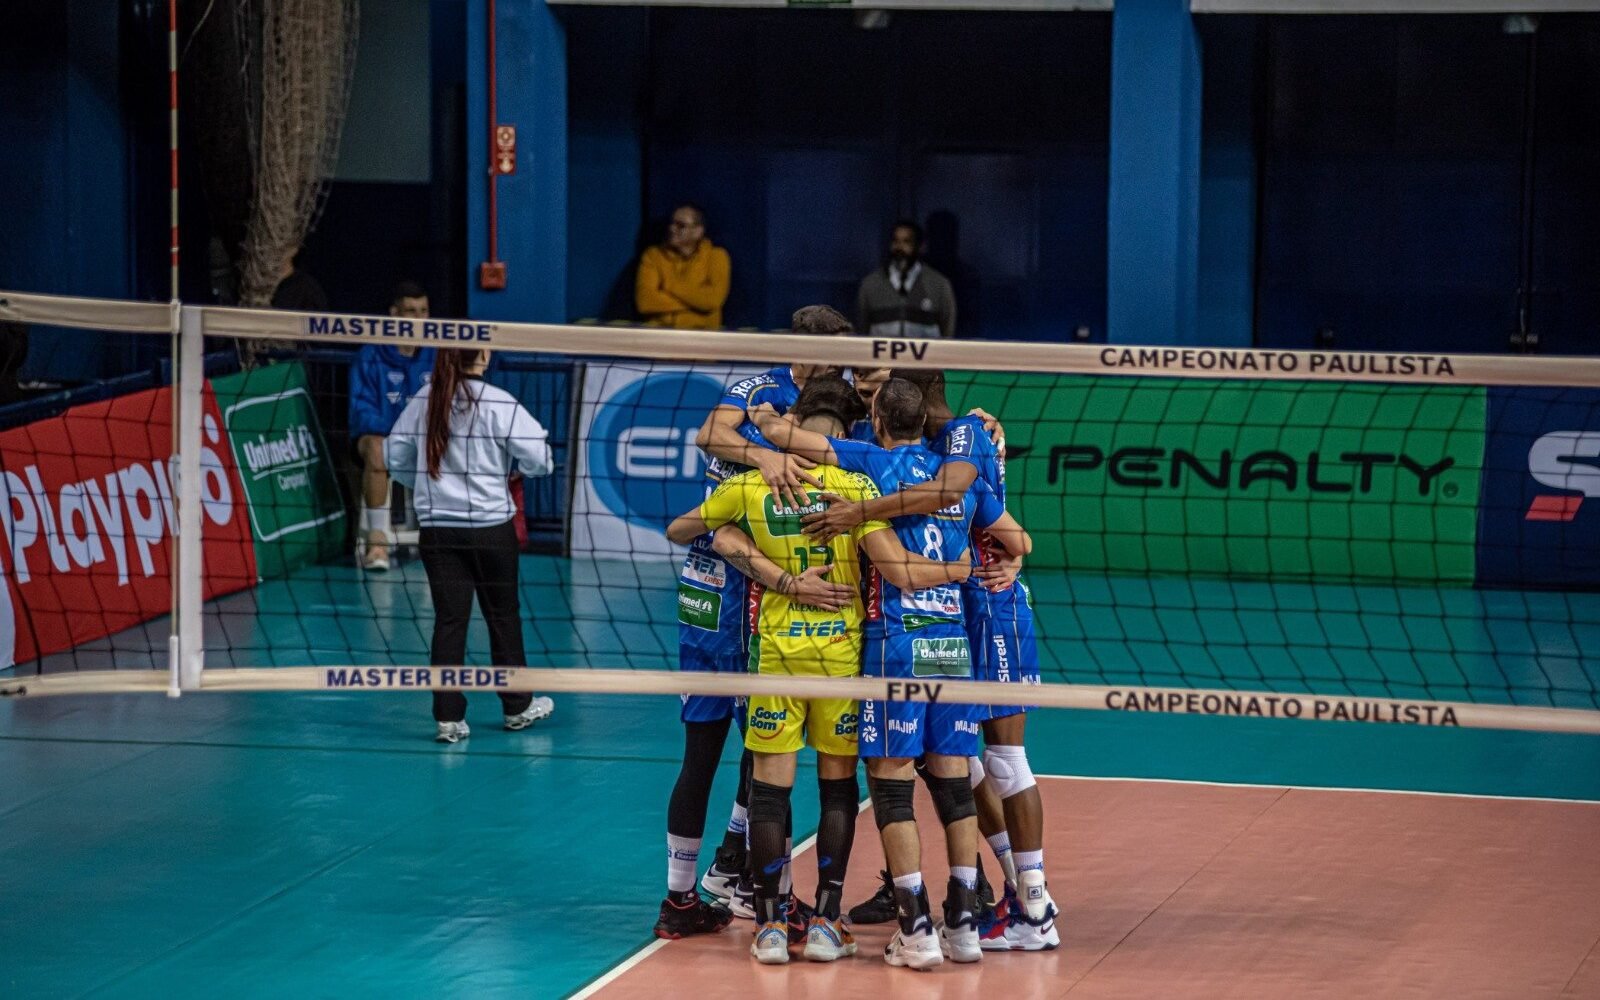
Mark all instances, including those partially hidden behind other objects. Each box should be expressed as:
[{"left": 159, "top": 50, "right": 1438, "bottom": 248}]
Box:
[{"left": 2, "top": 555, "right": 1599, "bottom": 998}]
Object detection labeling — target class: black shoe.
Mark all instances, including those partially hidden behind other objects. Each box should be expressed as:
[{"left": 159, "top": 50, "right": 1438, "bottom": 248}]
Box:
[
  {"left": 975, "top": 864, "right": 997, "bottom": 922},
  {"left": 786, "top": 893, "right": 816, "bottom": 945},
  {"left": 847, "top": 870, "right": 897, "bottom": 925},
  {"left": 700, "top": 845, "right": 746, "bottom": 904},
  {"left": 653, "top": 890, "right": 733, "bottom": 940}
]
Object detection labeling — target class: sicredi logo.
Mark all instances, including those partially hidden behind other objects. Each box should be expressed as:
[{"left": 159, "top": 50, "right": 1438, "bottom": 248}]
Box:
[
  {"left": 588, "top": 371, "right": 724, "bottom": 533},
  {"left": 1526, "top": 431, "right": 1600, "bottom": 522}
]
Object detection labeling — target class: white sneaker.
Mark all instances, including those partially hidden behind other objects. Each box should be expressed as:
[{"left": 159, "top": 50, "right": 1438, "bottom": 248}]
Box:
[
  {"left": 435, "top": 720, "right": 470, "bottom": 744},
  {"left": 1007, "top": 872, "right": 1061, "bottom": 951},
  {"left": 885, "top": 919, "right": 943, "bottom": 970},
  {"left": 359, "top": 533, "right": 391, "bottom": 572},
  {"left": 939, "top": 919, "right": 982, "bottom": 963},
  {"left": 504, "top": 696, "right": 554, "bottom": 730},
  {"left": 750, "top": 920, "right": 790, "bottom": 965},
  {"left": 802, "top": 916, "right": 857, "bottom": 962}
]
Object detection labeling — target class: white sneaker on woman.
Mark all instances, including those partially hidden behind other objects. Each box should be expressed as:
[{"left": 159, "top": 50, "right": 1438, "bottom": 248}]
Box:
[
  {"left": 504, "top": 697, "right": 554, "bottom": 730},
  {"left": 435, "top": 720, "right": 470, "bottom": 744}
]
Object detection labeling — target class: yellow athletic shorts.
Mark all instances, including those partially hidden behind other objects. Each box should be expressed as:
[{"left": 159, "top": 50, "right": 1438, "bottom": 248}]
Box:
[{"left": 745, "top": 695, "right": 858, "bottom": 756}]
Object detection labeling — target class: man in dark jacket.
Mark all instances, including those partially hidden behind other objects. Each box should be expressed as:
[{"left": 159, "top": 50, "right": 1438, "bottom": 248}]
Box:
[{"left": 856, "top": 221, "right": 957, "bottom": 340}]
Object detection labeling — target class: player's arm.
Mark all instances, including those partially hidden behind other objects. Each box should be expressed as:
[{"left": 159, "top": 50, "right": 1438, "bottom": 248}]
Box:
[
  {"left": 710, "top": 524, "right": 852, "bottom": 611},
  {"left": 803, "top": 461, "right": 978, "bottom": 543},
  {"left": 858, "top": 529, "right": 970, "bottom": 592},
  {"left": 694, "top": 405, "right": 819, "bottom": 512},
  {"left": 748, "top": 403, "right": 838, "bottom": 466},
  {"left": 665, "top": 509, "right": 712, "bottom": 546}
]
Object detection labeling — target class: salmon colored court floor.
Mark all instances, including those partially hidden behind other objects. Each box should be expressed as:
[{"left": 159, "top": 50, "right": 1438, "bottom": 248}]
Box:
[{"left": 2, "top": 557, "right": 1599, "bottom": 999}]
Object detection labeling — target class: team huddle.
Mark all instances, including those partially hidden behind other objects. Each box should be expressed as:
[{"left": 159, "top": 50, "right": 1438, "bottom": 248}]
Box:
[{"left": 657, "top": 305, "right": 1057, "bottom": 969}]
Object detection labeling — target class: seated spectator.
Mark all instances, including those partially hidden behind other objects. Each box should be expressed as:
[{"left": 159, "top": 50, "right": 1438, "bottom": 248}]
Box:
[
  {"left": 856, "top": 219, "right": 956, "bottom": 339},
  {"left": 635, "top": 203, "right": 731, "bottom": 329},
  {"left": 348, "top": 281, "right": 435, "bottom": 572}
]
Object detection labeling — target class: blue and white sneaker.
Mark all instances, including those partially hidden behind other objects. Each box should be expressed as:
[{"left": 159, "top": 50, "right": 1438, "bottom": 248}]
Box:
[
  {"left": 802, "top": 915, "right": 857, "bottom": 962},
  {"left": 751, "top": 919, "right": 790, "bottom": 964}
]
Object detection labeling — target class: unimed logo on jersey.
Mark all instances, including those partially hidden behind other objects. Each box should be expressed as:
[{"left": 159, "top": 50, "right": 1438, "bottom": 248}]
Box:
[{"left": 587, "top": 370, "right": 725, "bottom": 532}]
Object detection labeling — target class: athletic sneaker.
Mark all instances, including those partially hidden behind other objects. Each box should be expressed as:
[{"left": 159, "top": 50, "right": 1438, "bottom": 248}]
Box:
[
  {"left": 1005, "top": 873, "right": 1061, "bottom": 951},
  {"left": 978, "top": 888, "right": 1014, "bottom": 952},
  {"left": 885, "top": 917, "right": 943, "bottom": 971},
  {"left": 750, "top": 920, "right": 790, "bottom": 965},
  {"left": 503, "top": 697, "right": 554, "bottom": 730},
  {"left": 938, "top": 880, "right": 983, "bottom": 963},
  {"left": 727, "top": 872, "right": 754, "bottom": 919},
  {"left": 976, "top": 865, "right": 997, "bottom": 917},
  {"left": 653, "top": 891, "right": 733, "bottom": 940},
  {"left": 786, "top": 893, "right": 816, "bottom": 945},
  {"left": 847, "top": 870, "right": 896, "bottom": 925},
  {"left": 801, "top": 915, "right": 857, "bottom": 962},
  {"left": 700, "top": 846, "right": 746, "bottom": 904},
  {"left": 359, "top": 533, "right": 391, "bottom": 573},
  {"left": 435, "top": 720, "right": 470, "bottom": 744}
]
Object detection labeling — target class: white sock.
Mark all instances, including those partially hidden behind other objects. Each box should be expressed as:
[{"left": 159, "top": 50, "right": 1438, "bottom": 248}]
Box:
[
  {"left": 667, "top": 834, "right": 700, "bottom": 894},
  {"left": 951, "top": 865, "right": 977, "bottom": 891},
  {"left": 362, "top": 506, "right": 391, "bottom": 541},
  {"left": 727, "top": 803, "right": 748, "bottom": 839},
  {"left": 1015, "top": 848, "right": 1044, "bottom": 876},
  {"left": 892, "top": 871, "right": 924, "bottom": 896},
  {"left": 988, "top": 832, "right": 1018, "bottom": 888},
  {"left": 779, "top": 837, "right": 793, "bottom": 896}
]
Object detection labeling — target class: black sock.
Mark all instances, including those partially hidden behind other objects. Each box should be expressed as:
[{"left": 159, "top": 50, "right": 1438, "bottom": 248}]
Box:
[
  {"left": 720, "top": 748, "right": 755, "bottom": 854},
  {"left": 814, "top": 776, "right": 859, "bottom": 920},
  {"left": 748, "top": 779, "right": 791, "bottom": 923}
]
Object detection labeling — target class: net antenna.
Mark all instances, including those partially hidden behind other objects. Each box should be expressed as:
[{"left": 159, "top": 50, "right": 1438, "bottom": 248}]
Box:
[{"left": 235, "top": 0, "right": 358, "bottom": 331}]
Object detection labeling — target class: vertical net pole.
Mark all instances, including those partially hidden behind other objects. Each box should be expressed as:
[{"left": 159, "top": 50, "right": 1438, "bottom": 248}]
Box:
[
  {"left": 166, "top": 0, "right": 183, "bottom": 697},
  {"left": 177, "top": 307, "right": 205, "bottom": 690}
]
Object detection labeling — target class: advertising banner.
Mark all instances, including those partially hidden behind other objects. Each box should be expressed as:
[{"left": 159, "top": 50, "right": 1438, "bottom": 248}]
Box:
[
  {"left": 213, "top": 363, "right": 347, "bottom": 580},
  {"left": 948, "top": 374, "right": 1485, "bottom": 583},
  {"left": 0, "top": 385, "right": 256, "bottom": 668},
  {"left": 570, "top": 361, "right": 766, "bottom": 558},
  {"left": 1478, "top": 387, "right": 1600, "bottom": 588}
]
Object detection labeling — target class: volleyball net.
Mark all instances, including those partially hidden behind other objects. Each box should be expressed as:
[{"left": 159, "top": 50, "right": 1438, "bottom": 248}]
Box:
[{"left": 1, "top": 289, "right": 1599, "bottom": 736}]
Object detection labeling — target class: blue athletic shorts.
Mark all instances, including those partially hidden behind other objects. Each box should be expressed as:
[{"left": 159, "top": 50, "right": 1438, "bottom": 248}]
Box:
[
  {"left": 858, "top": 632, "right": 982, "bottom": 758},
  {"left": 967, "top": 600, "right": 1041, "bottom": 722},
  {"left": 679, "top": 646, "right": 747, "bottom": 724}
]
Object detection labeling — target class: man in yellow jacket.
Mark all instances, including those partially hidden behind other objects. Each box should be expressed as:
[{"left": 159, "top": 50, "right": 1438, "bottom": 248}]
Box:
[{"left": 636, "top": 203, "right": 732, "bottom": 329}]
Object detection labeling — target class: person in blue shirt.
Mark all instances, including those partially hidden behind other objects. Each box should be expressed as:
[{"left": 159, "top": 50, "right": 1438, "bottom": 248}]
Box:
[
  {"left": 348, "top": 282, "right": 435, "bottom": 571},
  {"left": 655, "top": 304, "right": 854, "bottom": 941},
  {"left": 798, "top": 367, "right": 1060, "bottom": 952},
  {"left": 752, "top": 376, "right": 1030, "bottom": 969},
  {"left": 847, "top": 367, "right": 890, "bottom": 443}
]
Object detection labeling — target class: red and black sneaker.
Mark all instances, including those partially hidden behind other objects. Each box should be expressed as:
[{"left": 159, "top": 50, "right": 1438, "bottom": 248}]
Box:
[
  {"left": 654, "top": 890, "right": 734, "bottom": 940},
  {"left": 785, "top": 893, "right": 816, "bottom": 945}
]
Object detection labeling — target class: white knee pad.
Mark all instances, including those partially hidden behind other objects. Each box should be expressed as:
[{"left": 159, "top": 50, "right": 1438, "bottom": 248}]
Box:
[
  {"left": 968, "top": 754, "right": 986, "bottom": 789},
  {"left": 981, "top": 744, "right": 1035, "bottom": 800}
]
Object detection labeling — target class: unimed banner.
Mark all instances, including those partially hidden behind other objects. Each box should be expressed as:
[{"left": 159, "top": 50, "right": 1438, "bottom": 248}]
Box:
[
  {"left": 947, "top": 374, "right": 1486, "bottom": 584},
  {"left": 213, "top": 362, "right": 346, "bottom": 580},
  {"left": 0, "top": 385, "right": 256, "bottom": 668}
]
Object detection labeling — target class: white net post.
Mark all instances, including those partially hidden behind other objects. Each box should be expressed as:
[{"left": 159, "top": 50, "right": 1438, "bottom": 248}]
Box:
[{"left": 177, "top": 305, "right": 205, "bottom": 690}]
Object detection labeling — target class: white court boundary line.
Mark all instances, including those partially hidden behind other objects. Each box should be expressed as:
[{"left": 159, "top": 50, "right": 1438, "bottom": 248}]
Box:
[
  {"left": 569, "top": 799, "right": 871, "bottom": 1000},
  {"left": 1036, "top": 772, "right": 1600, "bottom": 807}
]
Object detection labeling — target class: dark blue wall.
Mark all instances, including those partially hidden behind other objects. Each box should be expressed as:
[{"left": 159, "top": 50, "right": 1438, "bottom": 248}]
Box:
[{"left": 1255, "top": 14, "right": 1600, "bottom": 355}]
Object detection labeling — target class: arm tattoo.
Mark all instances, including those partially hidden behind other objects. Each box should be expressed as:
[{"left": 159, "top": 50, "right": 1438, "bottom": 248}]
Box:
[
  {"left": 776, "top": 572, "right": 794, "bottom": 596},
  {"left": 723, "top": 550, "right": 758, "bottom": 580}
]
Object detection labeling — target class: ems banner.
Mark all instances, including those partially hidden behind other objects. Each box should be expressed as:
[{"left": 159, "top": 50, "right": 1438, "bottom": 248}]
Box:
[
  {"left": 212, "top": 362, "right": 346, "bottom": 580},
  {"left": 0, "top": 384, "right": 256, "bottom": 669},
  {"left": 570, "top": 361, "right": 764, "bottom": 558}
]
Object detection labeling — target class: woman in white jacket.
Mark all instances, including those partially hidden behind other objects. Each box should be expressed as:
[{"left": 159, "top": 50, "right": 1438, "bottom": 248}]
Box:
[{"left": 387, "top": 348, "right": 555, "bottom": 743}]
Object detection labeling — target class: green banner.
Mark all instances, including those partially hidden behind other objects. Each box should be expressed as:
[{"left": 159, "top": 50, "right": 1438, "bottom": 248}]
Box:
[
  {"left": 213, "top": 362, "right": 346, "bottom": 580},
  {"left": 947, "top": 374, "right": 1485, "bottom": 584}
]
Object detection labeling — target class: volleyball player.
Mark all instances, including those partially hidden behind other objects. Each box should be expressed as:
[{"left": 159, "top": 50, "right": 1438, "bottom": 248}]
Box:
[
  {"left": 656, "top": 306, "right": 853, "bottom": 939},
  {"left": 384, "top": 348, "right": 555, "bottom": 744},
  {"left": 670, "top": 375, "right": 973, "bottom": 964},
  {"left": 752, "top": 378, "right": 1031, "bottom": 969},
  {"left": 800, "top": 368, "right": 1060, "bottom": 951}
]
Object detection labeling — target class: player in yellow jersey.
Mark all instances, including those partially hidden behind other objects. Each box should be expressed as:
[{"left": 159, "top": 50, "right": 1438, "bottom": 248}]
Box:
[{"left": 667, "top": 375, "right": 973, "bottom": 965}]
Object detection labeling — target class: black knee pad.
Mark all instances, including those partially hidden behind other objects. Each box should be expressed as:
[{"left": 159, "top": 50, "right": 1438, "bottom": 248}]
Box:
[
  {"left": 867, "top": 776, "right": 917, "bottom": 831},
  {"left": 927, "top": 773, "right": 977, "bottom": 827},
  {"left": 818, "top": 776, "right": 859, "bottom": 814},
  {"left": 748, "top": 779, "right": 792, "bottom": 826}
]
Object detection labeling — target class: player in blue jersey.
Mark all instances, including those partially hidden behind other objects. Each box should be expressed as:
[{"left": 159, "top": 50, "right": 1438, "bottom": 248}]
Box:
[
  {"left": 753, "top": 377, "right": 1031, "bottom": 968},
  {"left": 654, "top": 305, "right": 853, "bottom": 940},
  {"left": 801, "top": 367, "right": 1060, "bottom": 951},
  {"left": 847, "top": 367, "right": 891, "bottom": 443}
]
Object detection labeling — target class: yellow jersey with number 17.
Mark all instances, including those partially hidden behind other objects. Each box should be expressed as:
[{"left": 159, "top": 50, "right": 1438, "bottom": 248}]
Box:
[{"left": 696, "top": 466, "right": 889, "bottom": 677}]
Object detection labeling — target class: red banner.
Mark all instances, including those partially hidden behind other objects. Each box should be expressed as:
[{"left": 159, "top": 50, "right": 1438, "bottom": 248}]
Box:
[{"left": 0, "top": 385, "right": 256, "bottom": 667}]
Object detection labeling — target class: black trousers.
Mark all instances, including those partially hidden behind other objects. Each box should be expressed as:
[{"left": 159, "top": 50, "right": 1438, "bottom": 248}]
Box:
[{"left": 419, "top": 520, "right": 533, "bottom": 723}]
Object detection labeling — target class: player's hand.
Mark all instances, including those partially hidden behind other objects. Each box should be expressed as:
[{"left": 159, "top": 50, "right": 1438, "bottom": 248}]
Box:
[
  {"left": 974, "top": 553, "right": 1023, "bottom": 592},
  {"left": 801, "top": 492, "right": 862, "bottom": 543},
  {"left": 784, "top": 564, "right": 853, "bottom": 611},
  {"left": 749, "top": 402, "right": 782, "bottom": 429},
  {"left": 968, "top": 407, "right": 1006, "bottom": 454},
  {"left": 752, "top": 448, "right": 821, "bottom": 512}
]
